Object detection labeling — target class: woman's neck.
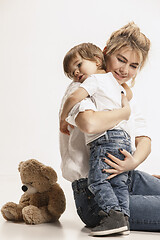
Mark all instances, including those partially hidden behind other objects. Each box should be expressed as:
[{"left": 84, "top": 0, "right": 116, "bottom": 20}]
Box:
[{"left": 96, "top": 69, "right": 106, "bottom": 74}]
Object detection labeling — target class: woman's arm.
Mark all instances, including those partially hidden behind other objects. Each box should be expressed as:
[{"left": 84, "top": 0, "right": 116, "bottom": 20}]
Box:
[
  {"left": 133, "top": 136, "right": 151, "bottom": 166},
  {"left": 102, "top": 136, "right": 151, "bottom": 179},
  {"left": 76, "top": 108, "right": 129, "bottom": 134},
  {"left": 75, "top": 93, "right": 130, "bottom": 134}
]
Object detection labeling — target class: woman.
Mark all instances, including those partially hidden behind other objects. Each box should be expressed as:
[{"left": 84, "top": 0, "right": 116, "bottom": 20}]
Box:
[{"left": 59, "top": 22, "right": 160, "bottom": 232}]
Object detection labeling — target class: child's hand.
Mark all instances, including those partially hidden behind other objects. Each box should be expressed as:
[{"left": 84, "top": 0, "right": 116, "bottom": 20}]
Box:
[
  {"left": 60, "top": 119, "right": 70, "bottom": 135},
  {"left": 121, "top": 92, "right": 131, "bottom": 120},
  {"left": 60, "top": 119, "right": 74, "bottom": 135}
]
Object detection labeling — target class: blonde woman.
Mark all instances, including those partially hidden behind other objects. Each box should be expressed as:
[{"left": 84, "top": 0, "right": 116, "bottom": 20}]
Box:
[{"left": 59, "top": 22, "right": 160, "bottom": 233}]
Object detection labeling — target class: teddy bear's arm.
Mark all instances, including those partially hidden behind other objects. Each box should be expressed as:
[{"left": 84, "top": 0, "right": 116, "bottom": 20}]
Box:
[
  {"left": 19, "top": 194, "right": 31, "bottom": 207},
  {"left": 48, "top": 184, "right": 66, "bottom": 221}
]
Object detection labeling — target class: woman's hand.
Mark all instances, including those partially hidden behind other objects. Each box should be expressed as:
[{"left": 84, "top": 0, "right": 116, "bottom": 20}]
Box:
[
  {"left": 102, "top": 149, "right": 137, "bottom": 180},
  {"left": 121, "top": 92, "right": 131, "bottom": 120},
  {"left": 152, "top": 175, "right": 160, "bottom": 179}
]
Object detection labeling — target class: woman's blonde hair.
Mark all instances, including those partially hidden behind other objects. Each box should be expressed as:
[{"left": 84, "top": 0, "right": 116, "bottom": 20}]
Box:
[
  {"left": 103, "top": 22, "right": 150, "bottom": 86},
  {"left": 63, "top": 43, "right": 106, "bottom": 79}
]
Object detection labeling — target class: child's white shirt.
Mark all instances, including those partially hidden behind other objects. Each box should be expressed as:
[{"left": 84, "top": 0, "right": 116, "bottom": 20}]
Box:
[{"left": 68, "top": 72, "right": 130, "bottom": 144}]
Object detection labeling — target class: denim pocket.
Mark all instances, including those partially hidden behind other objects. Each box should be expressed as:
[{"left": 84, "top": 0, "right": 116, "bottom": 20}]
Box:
[
  {"left": 99, "top": 139, "right": 132, "bottom": 161},
  {"left": 100, "top": 145, "right": 121, "bottom": 160}
]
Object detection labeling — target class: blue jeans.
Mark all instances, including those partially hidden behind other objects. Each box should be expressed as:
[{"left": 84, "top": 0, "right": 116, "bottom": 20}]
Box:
[
  {"left": 72, "top": 170, "right": 160, "bottom": 231},
  {"left": 88, "top": 130, "right": 132, "bottom": 216}
]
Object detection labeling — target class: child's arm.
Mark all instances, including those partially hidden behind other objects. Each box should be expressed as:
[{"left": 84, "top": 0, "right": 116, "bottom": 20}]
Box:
[
  {"left": 60, "top": 87, "right": 89, "bottom": 121},
  {"left": 60, "top": 87, "right": 89, "bottom": 134},
  {"left": 60, "top": 87, "right": 88, "bottom": 125},
  {"left": 60, "top": 83, "right": 132, "bottom": 121}
]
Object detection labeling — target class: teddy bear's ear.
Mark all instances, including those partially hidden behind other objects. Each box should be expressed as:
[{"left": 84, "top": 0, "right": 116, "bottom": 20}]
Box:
[
  {"left": 41, "top": 166, "right": 58, "bottom": 184},
  {"left": 18, "top": 161, "right": 24, "bottom": 172}
]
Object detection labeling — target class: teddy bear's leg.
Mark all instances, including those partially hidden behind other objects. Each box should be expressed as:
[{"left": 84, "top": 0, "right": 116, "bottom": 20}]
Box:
[
  {"left": 1, "top": 202, "right": 23, "bottom": 222},
  {"left": 39, "top": 206, "right": 59, "bottom": 222},
  {"left": 22, "top": 205, "right": 53, "bottom": 224}
]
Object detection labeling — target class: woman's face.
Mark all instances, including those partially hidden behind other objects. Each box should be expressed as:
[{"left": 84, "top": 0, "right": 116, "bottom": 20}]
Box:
[{"left": 106, "top": 47, "right": 141, "bottom": 85}]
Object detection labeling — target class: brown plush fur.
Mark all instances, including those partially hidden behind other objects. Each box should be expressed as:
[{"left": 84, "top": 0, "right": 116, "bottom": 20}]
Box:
[{"left": 1, "top": 159, "right": 66, "bottom": 224}]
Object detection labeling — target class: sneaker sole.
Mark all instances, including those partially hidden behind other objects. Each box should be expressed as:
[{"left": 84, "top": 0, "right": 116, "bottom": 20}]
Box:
[
  {"left": 119, "top": 230, "right": 130, "bottom": 235},
  {"left": 90, "top": 226, "right": 128, "bottom": 236}
]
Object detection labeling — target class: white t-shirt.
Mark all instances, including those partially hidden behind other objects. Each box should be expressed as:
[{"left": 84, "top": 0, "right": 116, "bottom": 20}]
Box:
[
  {"left": 77, "top": 72, "right": 130, "bottom": 144},
  {"left": 59, "top": 80, "right": 150, "bottom": 182},
  {"left": 80, "top": 72, "right": 123, "bottom": 111}
]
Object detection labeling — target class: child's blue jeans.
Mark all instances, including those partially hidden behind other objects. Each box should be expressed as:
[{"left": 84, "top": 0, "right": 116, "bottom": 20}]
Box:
[{"left": 88, "top": 129, "right": 132, "bottom": 217}]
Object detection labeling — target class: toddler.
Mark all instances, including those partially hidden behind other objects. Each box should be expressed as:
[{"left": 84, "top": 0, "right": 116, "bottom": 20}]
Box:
[{"left": 60, "top": 42, "right": 132, "bottom": 236}]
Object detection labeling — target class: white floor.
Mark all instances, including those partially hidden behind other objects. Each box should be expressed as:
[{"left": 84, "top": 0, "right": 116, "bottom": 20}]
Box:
[{"left": 0, "top": 175, "right": 160, "bottom": 240}]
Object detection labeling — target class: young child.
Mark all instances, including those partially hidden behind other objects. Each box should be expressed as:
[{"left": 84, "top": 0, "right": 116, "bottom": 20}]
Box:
[{"left": 60, "top": 42, "right": 132, "bottom": 236}]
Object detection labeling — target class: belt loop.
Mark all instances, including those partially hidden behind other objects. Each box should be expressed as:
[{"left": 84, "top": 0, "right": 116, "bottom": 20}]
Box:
[
  {"left": 124, "top": 131, "right": 127, "bottom": 138},
  {"left": 105, "top": 131, "right": 109, "bottom": 140}
]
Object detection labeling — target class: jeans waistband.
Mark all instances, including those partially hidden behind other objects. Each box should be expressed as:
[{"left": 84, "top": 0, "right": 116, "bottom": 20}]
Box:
[
  {"left": 89, "top": 129, "right": 130, "bottom": 146},
  {"left": 72, "top": 178, "right": 88, "bottom": 192},
  {"left": 106, "top": 129, "right": 130, "bottom": 139}
]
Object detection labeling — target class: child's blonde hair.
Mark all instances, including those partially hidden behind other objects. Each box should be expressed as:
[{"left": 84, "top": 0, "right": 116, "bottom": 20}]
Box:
[
  {"left": 103, "top": 22, "right": 150, "bottom": 86},
  {"left": 63, "top": 43, "right": 106, "bottom": 79}
]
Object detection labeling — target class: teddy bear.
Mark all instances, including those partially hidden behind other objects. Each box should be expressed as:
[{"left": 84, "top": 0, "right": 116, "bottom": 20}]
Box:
[{"left": 1, "top": 159, "right": 66, "bottom": 224}]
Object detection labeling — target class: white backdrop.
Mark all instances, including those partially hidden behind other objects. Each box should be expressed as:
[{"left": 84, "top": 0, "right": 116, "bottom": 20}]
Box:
[{"left": 1, "top": 0, "right": 160, "bottom": 178}]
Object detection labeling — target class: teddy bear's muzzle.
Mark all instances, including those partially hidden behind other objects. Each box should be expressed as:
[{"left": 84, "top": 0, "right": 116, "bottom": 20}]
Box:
[
  {"left": 22, "top": 185, "right": 28, "bottom": 192},
  {"left": 21, "top": 184, "right": 37, "bottom": 194}
]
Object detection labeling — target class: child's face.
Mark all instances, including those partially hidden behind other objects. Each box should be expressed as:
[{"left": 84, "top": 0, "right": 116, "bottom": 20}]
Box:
[
  {"left": 106, "top": 47, "right": 141, "bottom": 85},
  {"left": 69, "top": 54, "right": 99, "bottom": 82}
]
